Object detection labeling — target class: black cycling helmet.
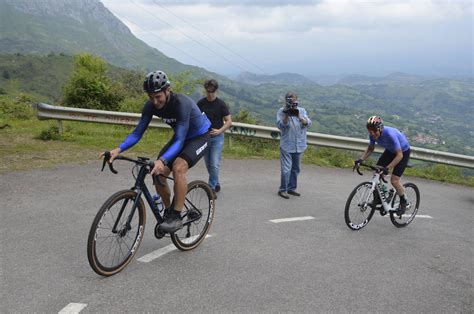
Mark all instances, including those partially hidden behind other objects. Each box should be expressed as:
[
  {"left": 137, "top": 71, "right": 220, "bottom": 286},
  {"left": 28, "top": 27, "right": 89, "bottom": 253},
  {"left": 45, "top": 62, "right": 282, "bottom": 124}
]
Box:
[
  {"left": 366, "top": 115, "right": 384, "bottom": 131},
  {"left": 143, "top": 71, "right": 171, "bottom": 93}
]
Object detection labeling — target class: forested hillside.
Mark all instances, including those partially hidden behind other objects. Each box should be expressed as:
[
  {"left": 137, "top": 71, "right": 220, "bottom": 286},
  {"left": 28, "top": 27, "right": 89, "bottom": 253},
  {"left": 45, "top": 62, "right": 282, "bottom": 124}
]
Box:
[
  {"left": 0, "top": 0, "right": 207, "bottom": 75},
  {"left": 1, "top": 53, "right": 472, "bottom": 156}
]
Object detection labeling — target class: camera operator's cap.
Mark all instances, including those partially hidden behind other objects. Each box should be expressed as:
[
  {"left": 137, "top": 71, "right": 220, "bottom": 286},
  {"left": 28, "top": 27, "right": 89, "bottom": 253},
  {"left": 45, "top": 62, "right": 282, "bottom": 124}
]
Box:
[{"left": 285, "top": 91, "right": 297, "bottom": 99}]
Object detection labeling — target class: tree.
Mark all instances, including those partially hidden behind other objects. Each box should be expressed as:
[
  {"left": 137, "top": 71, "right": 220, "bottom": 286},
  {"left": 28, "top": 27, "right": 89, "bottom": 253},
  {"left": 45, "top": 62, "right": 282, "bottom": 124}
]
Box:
[
  {"left": 233, "top": 108, "right": 257, "bottom": 124},
  {"left": 169, "top": 71, "right": 200, "bottom": 95},
  {"left": 62, "top": 53, "right": 124, "bottom": 110}
]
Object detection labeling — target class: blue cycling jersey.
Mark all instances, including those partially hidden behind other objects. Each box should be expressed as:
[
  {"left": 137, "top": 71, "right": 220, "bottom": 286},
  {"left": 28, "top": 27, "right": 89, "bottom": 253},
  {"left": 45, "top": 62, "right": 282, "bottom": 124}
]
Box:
[
  {"left": 369, "top": 126, "right": 410, "bottom": 153},
  {"left": 119, "top": 93, "right": 211, "bottom": 162}
]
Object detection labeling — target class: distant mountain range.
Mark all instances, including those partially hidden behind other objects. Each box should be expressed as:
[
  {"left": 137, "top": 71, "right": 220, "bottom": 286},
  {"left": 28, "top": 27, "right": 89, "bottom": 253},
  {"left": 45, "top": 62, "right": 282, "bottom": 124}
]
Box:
[
  {"left": 235, "top": 71, "right": 315, "bottom": 86},
  {"left": 235, "top": 71, "right": 472, "bottom": 87}
]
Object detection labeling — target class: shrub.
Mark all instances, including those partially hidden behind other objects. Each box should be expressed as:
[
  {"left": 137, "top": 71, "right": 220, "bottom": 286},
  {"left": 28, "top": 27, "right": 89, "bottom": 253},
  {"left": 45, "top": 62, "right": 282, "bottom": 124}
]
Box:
[
  {"left": 62, "top": 54, "right": 124, "bottom": 111},
  {"left": 0, "top": 95, "right": 35, "bottom": 120},
  {"left": 37, "top": 126, "right": 61, "bottom": 140}
]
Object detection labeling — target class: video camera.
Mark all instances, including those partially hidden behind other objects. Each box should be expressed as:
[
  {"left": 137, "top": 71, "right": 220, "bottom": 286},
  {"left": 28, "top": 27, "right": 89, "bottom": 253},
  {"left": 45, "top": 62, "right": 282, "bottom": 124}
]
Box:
[{"left": 283, "top": 97, "right": 299, "bottom": 116}]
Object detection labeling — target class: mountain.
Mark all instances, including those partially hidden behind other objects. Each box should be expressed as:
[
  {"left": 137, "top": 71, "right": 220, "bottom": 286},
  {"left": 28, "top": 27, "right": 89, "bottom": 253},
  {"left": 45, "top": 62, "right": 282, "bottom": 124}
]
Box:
[
  {"left": 337, "top": 72, "right": 435, "bottom": 86},
  {"left": 0, "top": 0, "right": 209, "bottom": 76},
  {"left": 235, "top": 71, "right": 315, "bottom": 86}
]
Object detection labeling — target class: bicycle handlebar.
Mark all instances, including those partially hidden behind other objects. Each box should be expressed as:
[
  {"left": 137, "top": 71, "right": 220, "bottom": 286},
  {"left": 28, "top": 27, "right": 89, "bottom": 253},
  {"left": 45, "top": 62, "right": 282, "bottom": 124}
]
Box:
[
  {"left": 101, "top": 151, "right": 155, "bottom": 175},
  {"left": 353, "top": 162, "right": 388, "bottom": 182},
  {"left": 101, "top": 152, "right": 174, "bottom": 184}
]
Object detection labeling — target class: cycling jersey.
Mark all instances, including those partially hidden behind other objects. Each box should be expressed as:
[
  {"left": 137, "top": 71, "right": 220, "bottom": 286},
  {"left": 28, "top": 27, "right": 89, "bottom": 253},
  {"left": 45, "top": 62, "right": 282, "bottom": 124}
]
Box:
[
  {"left": 369, "top": 126, "right": 410, "bottom": 153},
  {"left": 119, "top": 93, "right": 211, "bottom": 162}
]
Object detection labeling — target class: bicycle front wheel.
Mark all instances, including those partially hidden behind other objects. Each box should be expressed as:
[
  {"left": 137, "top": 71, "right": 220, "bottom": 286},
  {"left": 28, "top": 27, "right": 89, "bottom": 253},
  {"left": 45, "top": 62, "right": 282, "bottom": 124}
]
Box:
[
  {"left": 87, "top": 190, "right": 146, "bottom": 276},
  {"left": 171, "top": 180, "right": 215, "bottom": 251},
  {"left": 390, "top": 183, "right": 420, "bottom": 228},
  {"left": 344, "top": 182, "right": 376, "bottom": 230}
]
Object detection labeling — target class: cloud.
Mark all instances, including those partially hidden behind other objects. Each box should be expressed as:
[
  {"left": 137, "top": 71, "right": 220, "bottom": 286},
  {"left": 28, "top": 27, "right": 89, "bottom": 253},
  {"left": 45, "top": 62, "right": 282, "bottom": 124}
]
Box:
[{"left": 100, "top": 0, "right": 473, "bottom": 76}]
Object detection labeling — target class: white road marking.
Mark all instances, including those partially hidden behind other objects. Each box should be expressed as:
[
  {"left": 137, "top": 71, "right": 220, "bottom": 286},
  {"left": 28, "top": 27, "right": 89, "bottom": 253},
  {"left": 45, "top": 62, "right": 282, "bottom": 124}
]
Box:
[
  {"left": 58, "top": 303, "right": 87, "bottom": 313},
  {"left": 380, "top": 214, "right": 433, "bottom": 219},
  {"left": 138, "top": 234, "right": 213, "bottom": 263},
  {"left": 415, "top": 215, "right": 433, "bottom": 218},
  {"left": 270, "top": 216, "right": 315, "bottom": 223}
]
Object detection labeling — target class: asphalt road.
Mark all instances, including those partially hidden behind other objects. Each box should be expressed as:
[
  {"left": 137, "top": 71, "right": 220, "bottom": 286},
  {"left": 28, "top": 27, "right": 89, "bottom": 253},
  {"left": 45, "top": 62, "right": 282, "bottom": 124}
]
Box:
[{"left": 1, "top": 159, "right": 472, "bottom": 313}]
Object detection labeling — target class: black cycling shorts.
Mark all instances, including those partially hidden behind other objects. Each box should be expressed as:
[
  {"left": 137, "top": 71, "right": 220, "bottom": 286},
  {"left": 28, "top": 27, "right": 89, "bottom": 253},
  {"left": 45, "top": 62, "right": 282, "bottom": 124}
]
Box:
[
  {"left": 377, "top": 149, "right": 410, "bottom": 177},
  {"left": 158, "top": 132, "right": 210, "bottom": 170}
]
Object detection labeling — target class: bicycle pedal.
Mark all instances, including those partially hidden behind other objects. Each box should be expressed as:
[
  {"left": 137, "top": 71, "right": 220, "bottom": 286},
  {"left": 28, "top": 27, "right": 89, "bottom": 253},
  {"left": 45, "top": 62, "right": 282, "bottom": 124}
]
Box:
[{"left": 154, "top": 224, "right": 166, "bottom": 239}]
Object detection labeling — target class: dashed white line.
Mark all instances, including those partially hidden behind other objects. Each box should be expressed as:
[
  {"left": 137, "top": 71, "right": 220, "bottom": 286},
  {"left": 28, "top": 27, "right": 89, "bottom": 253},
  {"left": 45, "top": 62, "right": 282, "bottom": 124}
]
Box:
[
  {"left": 58, "top": 303, "right": 87, "bottom": 313},
  {"left": 380, "top": 214, "right": 433, "bottom": 219},
  {"left": 270, "top": 216, "right": 315, "bottom": 223},
  {"left": 137, "top": 243, "right": 176, "bottom": 263},
  {"left": 138, "top": 234, "right": 213, "bottom": 263},
  {"left": 413, "top": 214, "right": 433, "bottom": 218}
]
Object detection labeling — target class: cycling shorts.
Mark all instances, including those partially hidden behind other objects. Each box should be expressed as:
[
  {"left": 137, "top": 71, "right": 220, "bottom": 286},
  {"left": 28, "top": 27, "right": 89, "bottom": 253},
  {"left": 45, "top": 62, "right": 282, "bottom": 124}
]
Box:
[
  {"left": 377, "top": 149, "right": 411, "bottom": 177},
  {"left": 158, "top": 132, "right": 210, "bottom": 170}
]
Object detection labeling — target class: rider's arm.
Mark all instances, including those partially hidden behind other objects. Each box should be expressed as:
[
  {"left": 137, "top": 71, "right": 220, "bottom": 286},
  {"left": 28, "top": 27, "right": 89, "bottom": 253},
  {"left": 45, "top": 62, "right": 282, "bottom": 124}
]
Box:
[
  {"left": 360, "top": 144, "right": 375, "bottom": 161},
  {"left": 118, "top": 103, "right": 153, "bottom": 152},
  {"left": 160, "top": 101, "right": 192, "bottom": 163}
]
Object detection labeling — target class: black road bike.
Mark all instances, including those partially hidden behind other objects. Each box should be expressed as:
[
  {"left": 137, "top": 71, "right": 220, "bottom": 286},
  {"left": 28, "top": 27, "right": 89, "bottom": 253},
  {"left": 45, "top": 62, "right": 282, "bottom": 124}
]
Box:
[
  {"left": 87, "top": 152, "right": 215, "bottom": 276},
  {"left": 344, "top": 163, "right": 420, "bottom": 230}
]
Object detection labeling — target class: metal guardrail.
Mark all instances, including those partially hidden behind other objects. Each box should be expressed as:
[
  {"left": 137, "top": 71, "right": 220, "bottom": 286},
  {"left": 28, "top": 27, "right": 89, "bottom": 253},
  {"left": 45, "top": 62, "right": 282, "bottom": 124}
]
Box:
[{"left": 36, "top": 103, "right": 474, "bottom": 168}]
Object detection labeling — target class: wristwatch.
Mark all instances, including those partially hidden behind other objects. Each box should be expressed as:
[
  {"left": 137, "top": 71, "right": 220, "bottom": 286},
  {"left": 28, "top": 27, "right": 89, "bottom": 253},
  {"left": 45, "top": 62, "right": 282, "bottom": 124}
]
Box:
[{"left": 158, "top": 156, "right": 168, "bottom": 166}]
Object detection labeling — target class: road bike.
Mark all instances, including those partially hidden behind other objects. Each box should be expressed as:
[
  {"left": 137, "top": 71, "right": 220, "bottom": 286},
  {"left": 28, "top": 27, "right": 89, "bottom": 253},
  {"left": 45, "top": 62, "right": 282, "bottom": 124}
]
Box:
[
  {"left": 87, "top": 152, "right": 215, "bottom": 276},
  {"left": 344, "top": 163, "right": 420, "bottom": 230}
]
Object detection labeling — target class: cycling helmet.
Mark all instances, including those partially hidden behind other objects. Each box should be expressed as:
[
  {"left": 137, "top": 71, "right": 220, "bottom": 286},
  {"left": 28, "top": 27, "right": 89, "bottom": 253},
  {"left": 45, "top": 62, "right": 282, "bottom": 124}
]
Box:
[
  {"left": 143, "top": 71, "right": 170, "bottom": 93},
  {"left": 366, "top": 116, "right": 383, "bottom": 131}
]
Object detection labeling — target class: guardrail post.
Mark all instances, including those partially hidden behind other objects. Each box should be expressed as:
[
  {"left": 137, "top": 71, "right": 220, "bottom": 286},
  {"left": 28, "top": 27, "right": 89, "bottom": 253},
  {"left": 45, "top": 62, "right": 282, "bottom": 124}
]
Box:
[{"left": 57, "top": 120, "right": 63, "bottom": 136}]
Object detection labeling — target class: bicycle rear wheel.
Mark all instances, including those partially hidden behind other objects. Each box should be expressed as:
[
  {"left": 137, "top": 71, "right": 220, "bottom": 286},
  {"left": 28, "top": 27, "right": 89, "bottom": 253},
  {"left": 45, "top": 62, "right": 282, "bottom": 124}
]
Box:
[
  {"left": 87, "top": 190, "right": 146, "bottom": 276},
  {"left": 344, "top": 182, "right": 376, "bottom": 230},
  {"left": 390, "top": 183, "right": 420, "bottom": 228},
  {"left": 171, "top": 180, "right": 215, "bottom": 251}
]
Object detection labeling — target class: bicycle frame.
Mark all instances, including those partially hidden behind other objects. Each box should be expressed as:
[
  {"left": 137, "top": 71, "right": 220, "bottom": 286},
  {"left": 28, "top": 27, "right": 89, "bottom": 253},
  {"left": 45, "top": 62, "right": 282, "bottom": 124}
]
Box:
[
  {"left": 367, "top": 171, "right": 398, "bottom": 214},
  {"left": 111, "top": 162, "right": 164, "bottom": 236},
  {"left": 110, "top": 160, "right": 205, "bottom": 235}
]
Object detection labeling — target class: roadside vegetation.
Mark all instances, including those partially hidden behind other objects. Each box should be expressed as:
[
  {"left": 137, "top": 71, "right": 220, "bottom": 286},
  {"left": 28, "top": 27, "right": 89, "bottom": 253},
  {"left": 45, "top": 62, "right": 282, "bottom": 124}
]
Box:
[{"left": 0, "top": 53, "right": 472, "bottom": 186}]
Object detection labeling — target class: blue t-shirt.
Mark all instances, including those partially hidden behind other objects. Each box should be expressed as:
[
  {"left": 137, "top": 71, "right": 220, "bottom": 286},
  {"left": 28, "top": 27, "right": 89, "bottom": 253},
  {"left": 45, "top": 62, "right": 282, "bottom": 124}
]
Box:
[
  {"left": 369, "top": 126, "right": 410, "bottom": 153},
  {"left": 119, "top": 93, "right": 211, "bottom": 161}
]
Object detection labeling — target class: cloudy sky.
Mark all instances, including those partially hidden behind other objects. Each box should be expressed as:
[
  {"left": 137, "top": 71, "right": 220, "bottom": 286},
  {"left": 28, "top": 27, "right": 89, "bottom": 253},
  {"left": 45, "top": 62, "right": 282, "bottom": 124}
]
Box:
[{"left": 100, "top": 0, "right": 473, "bottom": 78}]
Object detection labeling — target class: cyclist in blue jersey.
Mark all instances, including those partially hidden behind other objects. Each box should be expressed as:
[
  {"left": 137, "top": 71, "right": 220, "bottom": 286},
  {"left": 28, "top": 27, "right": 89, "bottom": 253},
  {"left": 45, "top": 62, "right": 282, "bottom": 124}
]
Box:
[
  {"left": 355, "top": 116, "right": 411, "bottom": 214},
  {"left": 102, "top": 70, "right": 211, "bottom": 233}
]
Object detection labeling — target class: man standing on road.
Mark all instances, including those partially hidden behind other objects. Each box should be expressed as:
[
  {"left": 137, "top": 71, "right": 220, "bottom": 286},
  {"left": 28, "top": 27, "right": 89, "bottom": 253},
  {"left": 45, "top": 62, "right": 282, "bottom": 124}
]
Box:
[
  {"left": 276, "top": 91, "right": 312, "bottom": 199},
  {"left": 197, "top": 79, "right": 232, "bottom": 196}
]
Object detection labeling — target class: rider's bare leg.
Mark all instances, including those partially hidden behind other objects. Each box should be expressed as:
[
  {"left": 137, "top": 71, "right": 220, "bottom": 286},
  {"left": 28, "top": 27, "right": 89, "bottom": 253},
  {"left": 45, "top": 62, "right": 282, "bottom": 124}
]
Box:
[
  {"left": 391, "top": 174, "right": 405, "bottom": 197},
  {"left": 154, "top": 167, "right": 172, "bottom": 208},
  {"left": 171, "top": 157, "right": 189, "bottom": 212}
]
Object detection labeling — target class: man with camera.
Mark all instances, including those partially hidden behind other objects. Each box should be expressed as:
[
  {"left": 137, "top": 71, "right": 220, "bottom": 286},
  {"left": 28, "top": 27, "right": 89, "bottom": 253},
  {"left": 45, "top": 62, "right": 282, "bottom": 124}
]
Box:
[{"left": 276, "top": 91, "right": 312, "bottom": 199}]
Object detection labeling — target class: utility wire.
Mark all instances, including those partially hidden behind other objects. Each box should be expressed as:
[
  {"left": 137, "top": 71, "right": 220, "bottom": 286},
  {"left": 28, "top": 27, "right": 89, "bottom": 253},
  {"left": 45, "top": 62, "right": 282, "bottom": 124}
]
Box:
[
  {"left": 112, "top": 10, "right": 220, "bottom": 73},
  {"left": 128, "top": 0, "right": 251, "bottom": 74},
  {"left": 151, "top": 0, "right": 269, "bottom": 75}
]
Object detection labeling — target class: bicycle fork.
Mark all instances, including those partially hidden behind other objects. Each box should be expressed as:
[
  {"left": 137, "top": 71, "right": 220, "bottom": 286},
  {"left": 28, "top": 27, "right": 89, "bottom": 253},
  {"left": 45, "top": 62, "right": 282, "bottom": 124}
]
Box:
[{"left": 111, "top": 191, "right": 142, "bottom": 236}]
